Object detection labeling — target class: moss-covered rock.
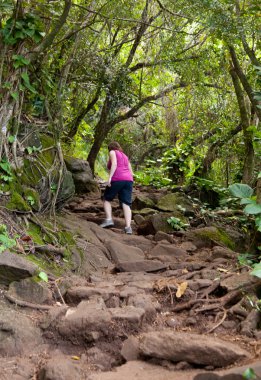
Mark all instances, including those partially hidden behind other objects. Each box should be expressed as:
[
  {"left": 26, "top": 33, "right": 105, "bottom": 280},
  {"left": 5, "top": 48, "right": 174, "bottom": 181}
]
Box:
[
  {"left": 64, "top": 156, "right": 99, "bottom": 194},
  {"left": 157, "top": 193, "right": 195, "bottom": 216},
  {"left": 184, "top": 226, "right": 235, "bottom": 250},
  {"left": 24, "top": 187, "right": 41, "bottom": 211},
  {"left": 132, "top": 195, "right": 156, "bottom": 210},
  {"left": 6, "top": 192, "right": 31, "bottom": 212}
]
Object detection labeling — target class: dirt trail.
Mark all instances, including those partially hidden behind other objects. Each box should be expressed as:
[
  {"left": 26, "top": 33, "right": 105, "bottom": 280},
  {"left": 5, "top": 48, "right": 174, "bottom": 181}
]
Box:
[{"left": 0, "top": 186, "right": 261, "bottom": 380}]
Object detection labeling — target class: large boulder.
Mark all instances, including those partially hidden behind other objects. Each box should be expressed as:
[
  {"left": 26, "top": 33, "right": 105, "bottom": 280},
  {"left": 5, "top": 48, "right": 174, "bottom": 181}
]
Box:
[
  {"left": 157, "top": 193, "right": 195, "bottom": 216},
  {"left": 64, "top": 157, "right": 99, "bottom": 194},
  {"left": 139, "top": 331, "right": 250, "bottom": 367},
  {"left": 7, "top": 278, "right": 52, "bottom": 304},
  {"left": 184, "top": 226, "right": 236, "bottom": 250},
  {"left": 0, "top": 251, "right": 38, "bottom": 285},
  {"left": 0, "top": 302, "right": 43, "bottom": 356}
]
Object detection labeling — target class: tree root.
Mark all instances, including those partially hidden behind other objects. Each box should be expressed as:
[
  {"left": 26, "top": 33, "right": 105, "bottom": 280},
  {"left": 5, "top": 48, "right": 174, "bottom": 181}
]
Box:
[
  {"left": 194, "top": 290, "right": 242, "bottom": 313},
  {"left": 240, "top": 309, "right": 261, "bottom": 337},
  {"left": 206, "top": 308, "right": 227, "bottom": 333},
  {"left": 5, "top": 293, "right": 53, "bottom": 310}
]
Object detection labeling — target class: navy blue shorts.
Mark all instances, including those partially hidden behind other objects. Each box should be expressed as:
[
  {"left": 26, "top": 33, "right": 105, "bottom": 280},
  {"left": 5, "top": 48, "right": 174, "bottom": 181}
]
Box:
[{"left": 103, "top": 181, "right": 133, "bottom": 206}]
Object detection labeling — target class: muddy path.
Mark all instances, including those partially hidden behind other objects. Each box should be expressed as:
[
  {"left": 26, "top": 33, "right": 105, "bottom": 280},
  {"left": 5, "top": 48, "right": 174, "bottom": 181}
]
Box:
[{"left": 0, "top": 186, "right": 261, "bottom": 380}]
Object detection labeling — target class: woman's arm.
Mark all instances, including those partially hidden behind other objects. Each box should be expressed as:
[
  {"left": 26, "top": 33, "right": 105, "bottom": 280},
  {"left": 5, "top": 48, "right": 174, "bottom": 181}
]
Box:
[
  {"left": 128, "top": 161, "right": 133, "bottom": 176},
  {"left": 108, "top": 150, "right": 117, "bottom": 186}
]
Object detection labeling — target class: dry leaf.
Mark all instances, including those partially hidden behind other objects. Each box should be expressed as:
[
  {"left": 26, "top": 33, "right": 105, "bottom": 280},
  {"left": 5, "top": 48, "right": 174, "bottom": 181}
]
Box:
[
  {"left": 217, "top": 268, "right": 229, "bottom": 273},
  {"left": 176, "top": 281, "right": 188, "bottom": 298},
  {"left": 71, "top": 356, "right": 80, "bottom": 360}
]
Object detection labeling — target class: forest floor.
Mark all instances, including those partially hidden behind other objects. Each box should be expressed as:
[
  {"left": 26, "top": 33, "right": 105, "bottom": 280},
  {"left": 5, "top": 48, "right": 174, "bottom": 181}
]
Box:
[{"left": 0, "top": 185, "right": 261, "bottom": 380}]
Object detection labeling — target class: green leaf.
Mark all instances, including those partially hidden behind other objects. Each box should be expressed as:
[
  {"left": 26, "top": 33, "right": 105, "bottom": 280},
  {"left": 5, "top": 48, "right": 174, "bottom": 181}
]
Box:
[
  {"left": 229, "top": 184, "right": 253, "bottom": 198},
  {"left": 10, "top": 91, "right": 19, "bottom": 101},
  {"left": 240, "top": 198, "right": 256, "bottom": 205},
  {"left": 21, "top": 72, "right": 30, "bottom": 84},
  {"left": 8, "top": 135, "right": 15, "bottom": 143},
  {"left": 244, "top": 203, "right": 261, "bottom": 215},
  {"left": 243, "top": 367, "right": 257, "bottom": 379},
  {"left": 258, "top": 172, "right": 261, "bottom": 179},
  {"left": 38, "top": 271, "right": 48, "bottom": 282}
]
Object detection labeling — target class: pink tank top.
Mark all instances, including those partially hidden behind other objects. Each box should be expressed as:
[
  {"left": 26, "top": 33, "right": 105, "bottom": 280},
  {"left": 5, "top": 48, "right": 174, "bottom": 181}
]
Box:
[{"left": 107, "top": 150, "right": 133, "bottom": 182}]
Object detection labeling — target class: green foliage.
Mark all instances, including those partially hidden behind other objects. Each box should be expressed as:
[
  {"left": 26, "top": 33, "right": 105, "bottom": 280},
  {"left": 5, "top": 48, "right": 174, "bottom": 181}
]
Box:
[
  {"left": 167, "top": 216, "right": 189, "bottom": 231},
  {"left": 1, "top": 13, "right": 44, "bottom": 45},
  {"left": 229, "top": 183, "right": 254, "bottom": 199},
  {"left": 228, "top": 183, "right": 261, "bottom": 232},
  {"left": 6, "top": 191, "right": 31, "bottom": 212},
  {"left": 0, "top": 160, "right": 13, "bottom": 182},
  {"left": 134, "top": 160, "right": 172, "bottom": 188},
  {"left": 0, "top": 224, "right": 16, "bottom": 253},
  {"left": 251, "top": 262, "right": 261, "bottom": 279},
  {"left": 243, "top": 367, "right": 257, "bottom": 379}
]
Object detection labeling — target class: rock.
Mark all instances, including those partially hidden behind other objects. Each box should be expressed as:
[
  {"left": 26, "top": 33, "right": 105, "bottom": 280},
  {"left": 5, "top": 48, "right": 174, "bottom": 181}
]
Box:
[
  {"left": 110, "top": 306, "right": 145, "bottom": 328},
  {"left": 157, "top": 193, "right": 195, "bottom": 215},
  {"left": 127, "top": 294, "right": 159, "bottom": 320},
  {"left": 200, "top": 269, "right": 219, "bottom": 281},
  {"left": 133, "top": 214, "right": 146, "bottom": 226},
  {"left": 76, "top": 240, "right": 113, "bottom": 274},
  {"left": 194, "top": 375, "right": 245, "bottom": 380},
  {"left": 211, "top": 246, "right": 238, "bottom": 259},
  {"left": 58, "top": 299, "right": 112, "bottom": 343},
  {"left": 188, "top": 279, "right": 213, "bottom": 291},
  {"left": 150, "top": 213, "right": 175, "bottom": 234},
  {"left": 8, "top": 278, "right": 52, "bottom": 304},
  {"left": 56, "top": 170, "right": 75, "bottom": 209},
  {"left": 132, "top": 195, "right": 156, "bottom": 210},
  {"left": 38, "top": 356, "right": 83, "bottom": 380},
  {"left": 139, "top": 331, "right": 250, "bottom": 367},
  {"left": 220, "top": 273, "right": 260, "bottom": 292},
  {"left": 0, "top": 303, "right": 43, "bottom": 356},
  {"left": 137, "top": 219, "right": 156, "bottom": 235},
  {"left": 133, "top": 208, "right": 157, "bottom": 216},
  {"left": 65, "top": 285, "right": 119, "bottom": 304},
  {"left": 0, "top": 251, "right": 38, "bottom": 285},
  {"left": 64, "top": 156, "right": 99, "bottom": 194},
  {"left": 154, "top": 231, "right": 175, "bottom": 243},
  {"left": 87, "top": 347, "right": 116, "bottom": 371},
  {"left": 106, "top": 239, "right": 144, "bottom": 263},
  {"left": 116, "top": 260, "right": 168, "bottom": 273},
  {"left": 184, "top": 226, "right": 235, "bottom": 250},
  {"left": 179, "top": 241, "right": 197, "bottom": 252},
  {"left": 121, "top": 336, "right": 140, "bottom": 361},
  {"left": 149, "top": 243, "right": 187, "bottom": 263}
]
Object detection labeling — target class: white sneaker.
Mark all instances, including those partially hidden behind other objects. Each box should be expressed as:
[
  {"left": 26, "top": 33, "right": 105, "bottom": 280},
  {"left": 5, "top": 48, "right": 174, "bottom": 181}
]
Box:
[
  {"left": 124, "top": 226, "right": 132, "bottom": 234},
  {"left": 100, "top": 219, "right": 114, "bottom": 228}
]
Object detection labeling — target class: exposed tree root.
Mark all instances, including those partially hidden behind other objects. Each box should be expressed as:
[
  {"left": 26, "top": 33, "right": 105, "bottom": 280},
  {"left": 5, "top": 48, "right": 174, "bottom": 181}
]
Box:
[
  {"left": 206, "top": 308, "right": 227, "bottom": 333},
  {"left": 5, "top": 292, "right": 53, "bottom": 310}
]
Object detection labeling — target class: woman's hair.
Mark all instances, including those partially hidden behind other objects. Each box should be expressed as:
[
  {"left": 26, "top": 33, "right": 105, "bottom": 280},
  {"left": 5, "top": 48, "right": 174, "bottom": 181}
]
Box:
[{"left": 108, "top": 141, "right": 123, "bottom": 151}]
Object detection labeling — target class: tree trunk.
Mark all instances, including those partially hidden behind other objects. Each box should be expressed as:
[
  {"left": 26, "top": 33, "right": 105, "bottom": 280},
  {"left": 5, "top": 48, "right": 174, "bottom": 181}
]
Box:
[
  {"left": 195, "top": 124, "right": 242, "bottom": 178},
  {"left": 230, "top": 66, "right": 254, "bottom": 185},
  {"left": 87, "top": 122, "right": 110, "bottom": 173},
  {"left": 229, "top": 46, "right": 261, "bottom": 120}
]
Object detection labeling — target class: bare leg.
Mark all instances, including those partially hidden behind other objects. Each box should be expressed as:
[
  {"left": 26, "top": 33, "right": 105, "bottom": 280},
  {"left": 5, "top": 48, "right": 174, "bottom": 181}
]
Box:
[
  {"left": 104, "top": 200, "right": 112, "bottom": 220},
  {"left": 122, "top": 203, "right": 132, "bottom": 228}
]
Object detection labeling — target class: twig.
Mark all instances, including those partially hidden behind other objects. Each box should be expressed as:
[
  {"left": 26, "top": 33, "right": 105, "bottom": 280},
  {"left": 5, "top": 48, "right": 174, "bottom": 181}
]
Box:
[
  {"left": 54, "top": 280, "right": 66, "bottom": 305},
  {"left": 167, "top": 284, "right": 174, "bottom": 304},
  {"left": 206, "top": 308, "right": 227, "bottom": 333}
]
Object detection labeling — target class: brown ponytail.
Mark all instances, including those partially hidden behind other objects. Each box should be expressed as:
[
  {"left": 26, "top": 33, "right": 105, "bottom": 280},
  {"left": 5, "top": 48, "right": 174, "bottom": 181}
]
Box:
[{"left": 108, "top": 141, "right": 123, "bottom": 152}]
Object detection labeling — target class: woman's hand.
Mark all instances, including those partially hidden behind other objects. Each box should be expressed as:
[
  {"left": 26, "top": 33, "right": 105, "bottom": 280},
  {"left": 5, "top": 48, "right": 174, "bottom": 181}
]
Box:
[{"left": 106, "top": 178, "right": 112, "bottom": 187}]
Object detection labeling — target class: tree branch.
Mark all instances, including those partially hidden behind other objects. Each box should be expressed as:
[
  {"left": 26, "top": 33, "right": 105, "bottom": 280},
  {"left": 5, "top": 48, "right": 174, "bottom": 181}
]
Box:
[
  {"left": 110, "top": 82, "right": 187, "bottom": 126},
  {"left": 31, "top": 0, "right": 72, "bottom": 59}
]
